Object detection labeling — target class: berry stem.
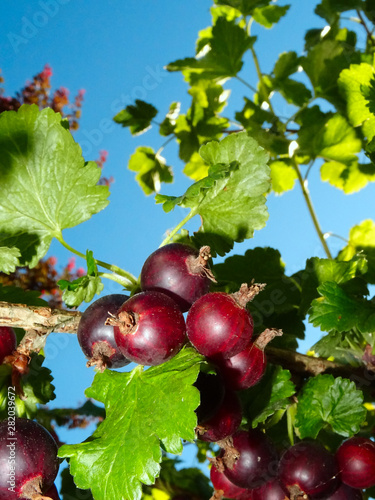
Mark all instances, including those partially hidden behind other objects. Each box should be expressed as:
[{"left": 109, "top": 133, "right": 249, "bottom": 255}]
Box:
[
  {"left": 293, "top": 161, "right": 332, "bottom": 259},
  {"left": 55, "top": 232, "right": 138, "bottom": 284},
  {"left": 159, "top": 209, "right": 198, "bottom": 247},
  {"left": 254, "top": 328, "right": 283, "bottom": 351}
]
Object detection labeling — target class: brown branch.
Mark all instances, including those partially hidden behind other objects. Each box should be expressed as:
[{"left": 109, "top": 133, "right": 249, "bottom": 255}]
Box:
[
  {"left": 1, "top": 303, "right": 374, "bottom": 386},
  {"left": 356, "top": 9, "right": 375, "bottom": 47},
  {"left": 0, "top": 301, "right": 81, "bottom": 334}
]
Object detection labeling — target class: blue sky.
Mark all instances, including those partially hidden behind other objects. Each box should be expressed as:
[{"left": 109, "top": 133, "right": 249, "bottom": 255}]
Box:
[{"left": 1, "top": 0, "right": 375, "bottom": 493}]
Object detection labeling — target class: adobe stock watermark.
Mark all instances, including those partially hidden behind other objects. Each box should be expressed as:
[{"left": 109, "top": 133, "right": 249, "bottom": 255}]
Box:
[
  {"left": 7, "top": 0, "right": 72, "bottom": 55},
  {"left": 6, "top": 386, "right": 17, "bottom": 494},
  {"left": 79, "top": 64, "right": 166, "bottom": 157}
]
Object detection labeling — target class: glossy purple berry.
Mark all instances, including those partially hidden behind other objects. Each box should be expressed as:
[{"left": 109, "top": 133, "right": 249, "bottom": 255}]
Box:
[
  {"left": 0, "top": 418, "right": 59, "bottom": 500},
  {"left": 0, "top": 326, "right": 17, "bottom": 364},
  {"left": 77, "top": 294, "right": 130, "bottom": 370},
  {"left": 111, "top": 291, "right": 186, "bottom": 366},
  {"left": 140, "top": 243, "right": 214, "bottom": 312}
]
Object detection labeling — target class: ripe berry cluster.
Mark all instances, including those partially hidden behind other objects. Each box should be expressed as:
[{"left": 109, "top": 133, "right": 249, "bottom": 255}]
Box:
[
  {"left": 77, "top": 243, "right": 277, "bottom": 376},
  {"left": 210, "top": 432, "right": 375, "bottom": 499}
]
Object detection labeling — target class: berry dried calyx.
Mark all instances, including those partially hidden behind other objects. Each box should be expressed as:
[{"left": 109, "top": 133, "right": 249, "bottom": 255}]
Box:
[
  {"left": 140, "top": 243, "right": 216, "bottom": 312},
  {"left": 186, "top": 282, "right": 264, "bottom": 360},
  {"left": 77, "top": 294, "right": 130, "bottom": 371},
  {"left": 107, "top": 291, "right": 186, "bottom": 366}
]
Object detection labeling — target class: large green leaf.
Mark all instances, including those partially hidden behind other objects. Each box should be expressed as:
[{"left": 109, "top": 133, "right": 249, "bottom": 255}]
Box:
[
  {"left": 0, "top": 105, "right": 109, "bottom": 267},
  {"left": 299, "top": 255, "right": 368, "bottom": 316},
  {"left": 58, "top": 348, "right": 203, "bottom": 500},
  {"left": 338, "top": 219, "right": 375, "bottom": 284},
  {"left": 156, "top": 132, "right": 270, "bottom": 256},
  {"left": 295, "top": 375, "right": 366, "bottom": 439},
  {"left": 302, "top": 39, "right": 353, "bottom": 106},
  {"left": 239, "top": 364, "right": 296, "bottom": 427},
  {"left": 338, "top": 63, "right": 375, "bottom": 140},
  {"left": 320, "top": 160, "right": 375, "bottom": 193},
  {"left": 167, "top": 17, "right": 254, "bottom": 81},
  {"left": 308, "top": 281, "right": 375, "bottom": 338},
  {"left": 0, "top": 247, "right": 21, "bottom": 273},
  {"left": 297, "top": 108, "right": 361, "bottom": 164}
]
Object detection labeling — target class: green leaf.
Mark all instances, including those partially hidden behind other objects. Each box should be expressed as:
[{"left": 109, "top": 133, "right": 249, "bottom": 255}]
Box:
[
  {"left": 338, "top": 63, "right": 375, "bottom": 140},
  {"left": 274, "top": 78, "right": 312, "bottom": 107},
  {"left": 0, "top": 354, "right": 55, "bottom": 420},
  {"left": 311, "top": 330, "right": 365, "bottom": 364},
  {"left": 273, "top": 51, "right": 300, "bottom": 80},
  {"left": 0, "top": 284, "right": 47, "bottom": 306},
  {"left": 167, "top": 17, "right": 254, "bottom": 81},
  {"left": 159, "top": 102, "right": 181, "bottom": 136},
  {"left": 183, "top": 152, "right": 210, "bottom": 181},
  {"left": 315, "top": 0, "right": 363, "bottom": 23},
  {"left": 308, "top": 281, "right": 375, "bottom": 337},
  {"left": 300, "top": 255, "right": 368, "bottom": 317},
  {"left": 270, "top": 160, "right": 298, "bottom": 194},
  {"left": 321, "top": 160, "right": 375, "bottom": 193},
  {"left": 0, "top": 105, "right": 109, "bottom": 268},
  {"left": 153, "top": 457, "right": 213, "bottom": 499},
  {"left": 239, "top": 364, "right": 296, "bottom": 427},
  {"left": 302, "top": 39, "right": 353, "bottom": 106},
  {"left": 214, "top": 0, "right": 272, "bottom": 16},
  {"left": 113, "top": 100, "right": 158, "bottom": 135},
  {"left": 295, "top": 375, "right": 366, "bottom": 438},
  {"left": 58, "top": 348, "right": 204, "bottom": 500},
  {"left": 128, "top": 147, "right": 173, "bottom": 195},
  {"left": 60, "top": 466, "right": 94, "bottom": 500},
  {"left": 297, "top": 109, "right": 361, "bottom": 164},
  {"left": 58, "top": 250, "right": 103, "bottom": 307},
  {"left": 156, "top": 132, "right": 270, "bottom": 256},
  {"left": 339, "top": 220, "right": 375, "bottom": 284},
  {"left": 0, "top": 247, "right": 21, "bottom": 273},
  {"left": 252, "top": 4, "right": 290, "bottom": 28}
]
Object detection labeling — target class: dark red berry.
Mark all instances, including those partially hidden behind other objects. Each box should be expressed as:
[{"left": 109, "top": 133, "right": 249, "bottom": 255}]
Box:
[
  {"left": 197, "top": 389, "right": 242, "bottom": 443},
  {"left": 251, "top": 479, "right": 289, "bottom": 500},
  {"left": 223, "top": 429, "right": 278, "bottom": 489},
  {"left": 210, "top": 464, "right": 253, "bottom": 500},
  {"left": 0, "top": 418, "right": 59, "bottom": 500},
  {"left": 325, "top": 482, "right": 363, "bottom": 500},
  {"left": 215, "top": 329, "right": 282, "bottom": 391},
  {"left": 77, "top": 294, "right": 131, "bottom": 370},
  {"left": 278, "top": 441, "right": 340, "bottom": 499},
  {"left": 186, "top": 285, "right": 261, "bottom": 360},
  {"left": 193, "top": 371, "right": 225, "bottom": 423},
  {"left": 140, "top": 243, "right": 214, "bottom": 312},
  {"left": 0, "top": 326, "right": 17, "bottom": 364},
  {"left": 111, "top": 291, "right": 186, "bottom": 366},
  {"left": 336, "top": 437, "right": 375, "bottom": 490}
]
